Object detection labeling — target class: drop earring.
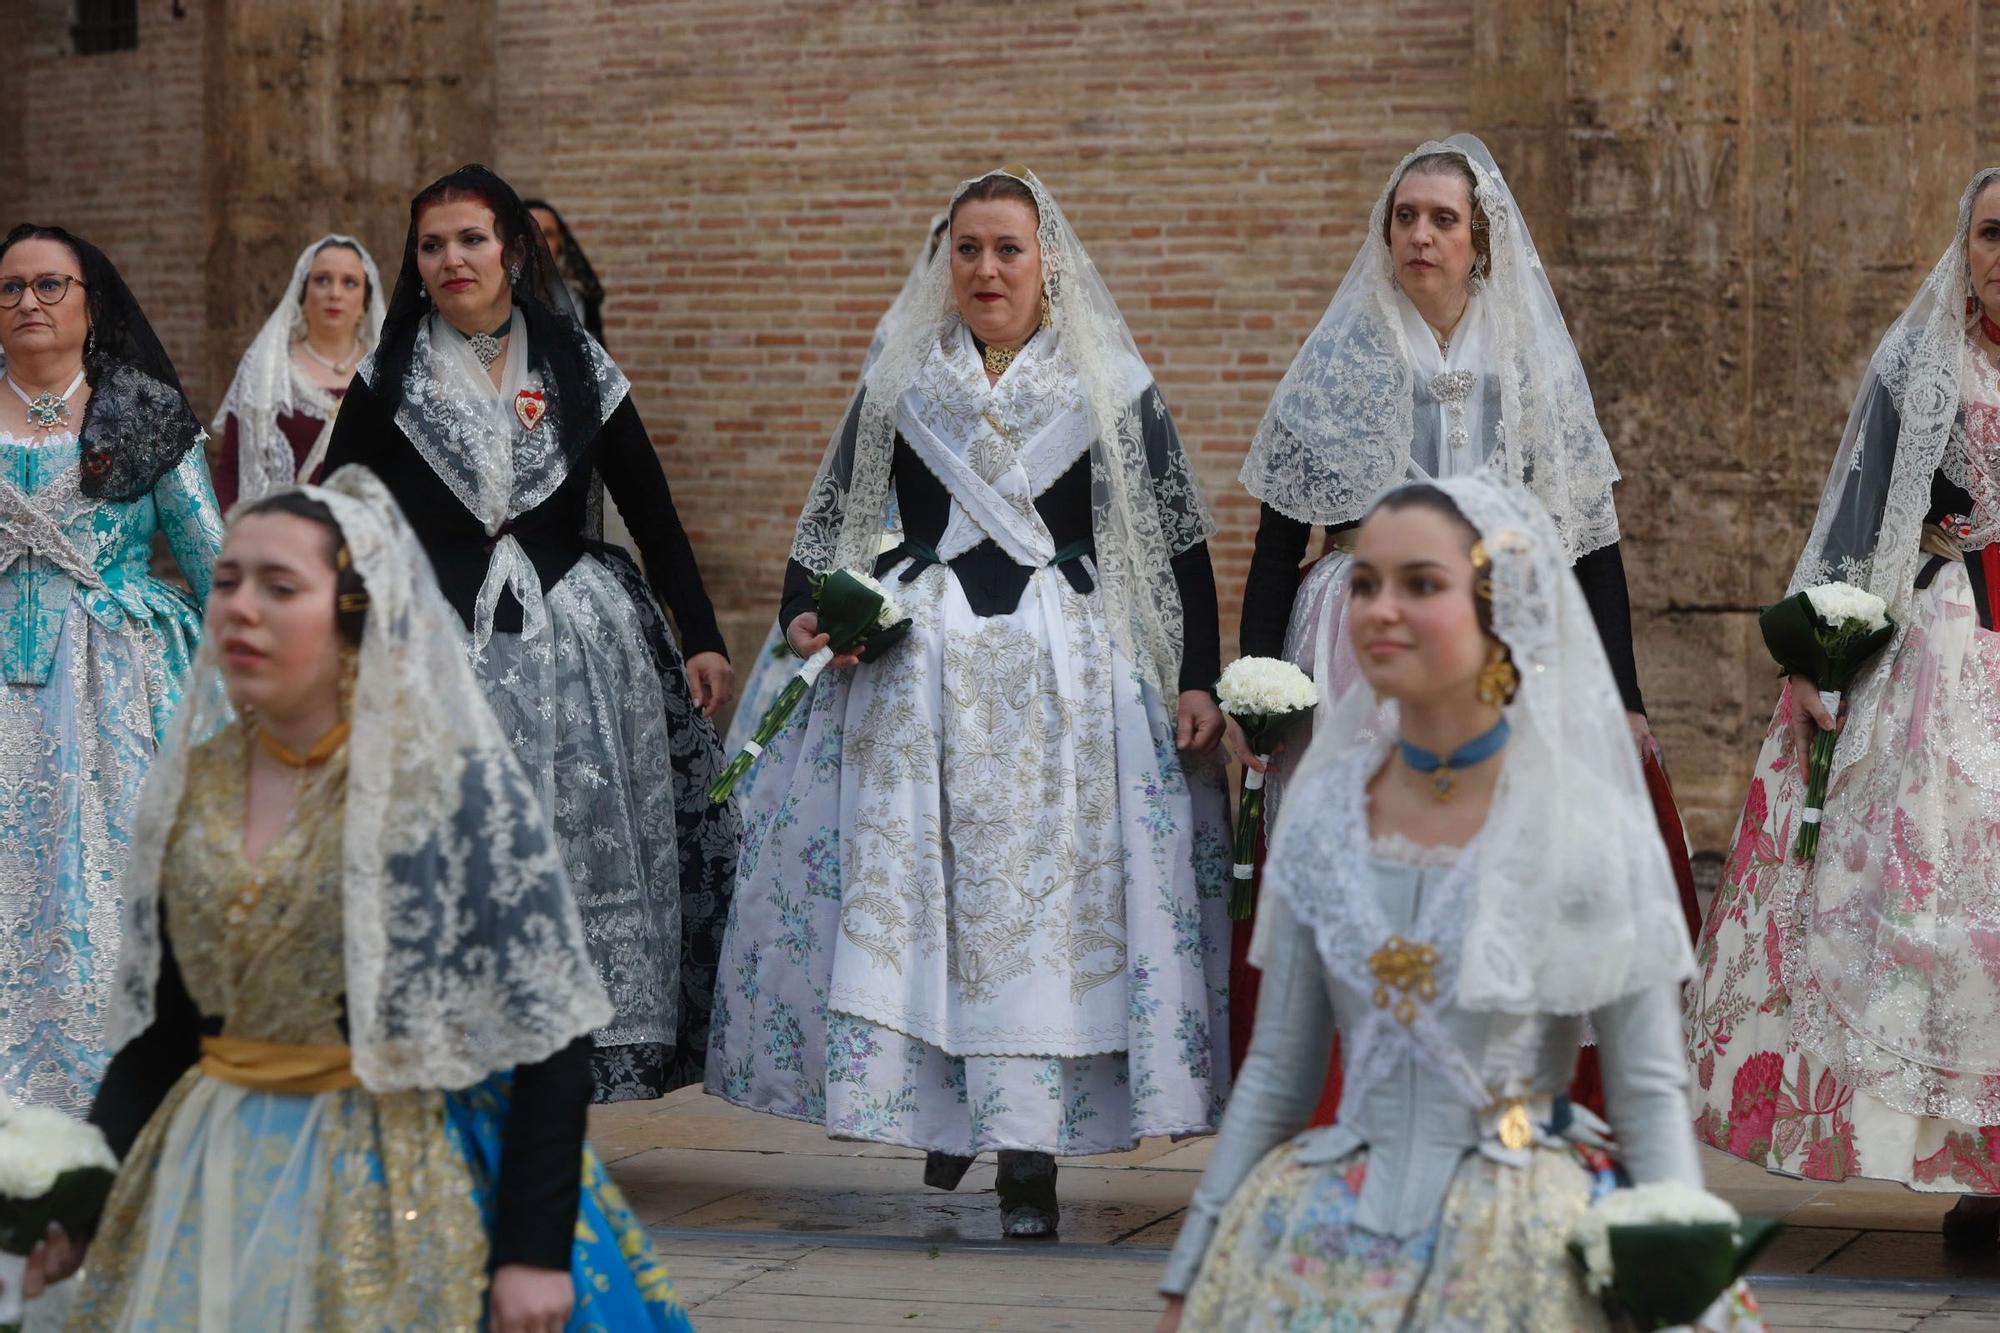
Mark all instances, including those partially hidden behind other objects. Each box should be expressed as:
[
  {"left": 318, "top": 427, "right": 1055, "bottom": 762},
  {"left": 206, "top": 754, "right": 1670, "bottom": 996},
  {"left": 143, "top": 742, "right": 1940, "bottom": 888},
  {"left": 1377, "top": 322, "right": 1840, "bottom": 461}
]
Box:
[
  {"left": 507, "top": 260, "right": 522, "bottom": 284},
  {"left": 1476, "top": 643, "right": 1518, "bottom": 707},
  {"left": 337, "top": 647, "right": 359, "bottom": 719}
]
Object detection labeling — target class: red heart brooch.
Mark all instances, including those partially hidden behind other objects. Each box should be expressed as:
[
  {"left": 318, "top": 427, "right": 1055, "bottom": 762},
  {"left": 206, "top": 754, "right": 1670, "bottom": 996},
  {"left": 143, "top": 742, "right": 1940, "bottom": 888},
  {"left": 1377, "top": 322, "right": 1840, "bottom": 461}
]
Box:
[{"left": 514, "top": 389, "right": 548, "bottom": 432}]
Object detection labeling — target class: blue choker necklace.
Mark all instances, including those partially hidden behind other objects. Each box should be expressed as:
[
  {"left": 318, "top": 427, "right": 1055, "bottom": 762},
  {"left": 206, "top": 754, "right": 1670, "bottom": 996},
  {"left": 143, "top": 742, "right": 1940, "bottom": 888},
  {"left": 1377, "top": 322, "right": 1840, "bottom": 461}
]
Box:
[{"left": 1398, "top": 716, "right": 1510, "bottom": 802}]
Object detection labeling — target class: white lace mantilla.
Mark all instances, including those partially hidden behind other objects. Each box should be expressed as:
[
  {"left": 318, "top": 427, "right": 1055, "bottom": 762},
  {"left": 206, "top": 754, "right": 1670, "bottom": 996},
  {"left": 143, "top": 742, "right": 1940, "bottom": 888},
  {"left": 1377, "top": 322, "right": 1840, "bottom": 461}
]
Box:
[
  {"left": 1785, "top": 168, "right": 2000, "bottom": 782},
  {"left": 213, "top": 234, "right": 386, "bottom": 506},
  {"left": 790, "top": 167, "right": 1215, "bottom": 716},
  {"left": 111, "top": 466, "right": 613, "bottom": 1090},
  {"left": 1291, "top": 472, "right": 1693, "bottom": 1019},
  {"left": 1240, "top": 135, "right": 1622, "bottom": 561}
]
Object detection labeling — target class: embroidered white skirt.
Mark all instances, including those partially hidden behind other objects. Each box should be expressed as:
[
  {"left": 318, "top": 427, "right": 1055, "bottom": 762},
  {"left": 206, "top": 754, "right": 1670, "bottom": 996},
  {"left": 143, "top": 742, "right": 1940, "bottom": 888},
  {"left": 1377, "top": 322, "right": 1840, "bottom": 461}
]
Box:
[{"left": 707, "top": 557, "right": 1231, "bottom": 1154}]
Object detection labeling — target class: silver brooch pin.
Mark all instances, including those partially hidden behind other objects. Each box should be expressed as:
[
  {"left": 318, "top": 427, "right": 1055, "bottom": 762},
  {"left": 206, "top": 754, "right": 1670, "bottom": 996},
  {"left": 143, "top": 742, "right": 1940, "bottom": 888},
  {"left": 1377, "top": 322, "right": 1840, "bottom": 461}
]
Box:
[{"left": 1430, "top": 370, "right": 1477, "bottom": 457}]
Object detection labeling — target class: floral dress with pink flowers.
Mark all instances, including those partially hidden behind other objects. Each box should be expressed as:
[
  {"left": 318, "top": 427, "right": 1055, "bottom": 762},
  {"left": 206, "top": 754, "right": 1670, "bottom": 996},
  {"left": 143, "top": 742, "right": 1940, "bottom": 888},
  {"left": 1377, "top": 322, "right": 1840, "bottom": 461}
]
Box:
[{"left": 1685, "top": 343, "right": 2000, "bottom": 1191}]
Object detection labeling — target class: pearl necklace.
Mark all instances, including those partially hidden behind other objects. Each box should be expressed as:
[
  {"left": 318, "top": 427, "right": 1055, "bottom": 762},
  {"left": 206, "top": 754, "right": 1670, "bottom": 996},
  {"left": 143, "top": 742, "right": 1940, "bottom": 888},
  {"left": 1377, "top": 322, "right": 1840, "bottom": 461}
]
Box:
[{"left": 298, "top": 336, "right": 360, "bottom": 376}]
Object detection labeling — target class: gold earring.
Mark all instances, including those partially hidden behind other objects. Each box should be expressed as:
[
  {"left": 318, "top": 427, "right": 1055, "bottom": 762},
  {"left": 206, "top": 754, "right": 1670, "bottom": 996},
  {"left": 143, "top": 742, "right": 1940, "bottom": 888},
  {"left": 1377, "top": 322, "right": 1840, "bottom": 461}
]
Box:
[
  {"left": 1039, "top": 291, "right": 1052, "bottom": 329},
  {"left": 1477, "top": 643, "right": 1518, "bottom": 707},
  {"left": 1469, "top": 539, "right": 1494, "bottom": 602},
  {"left": 338, "top": 648, "right": 359, "bottom": 718}
]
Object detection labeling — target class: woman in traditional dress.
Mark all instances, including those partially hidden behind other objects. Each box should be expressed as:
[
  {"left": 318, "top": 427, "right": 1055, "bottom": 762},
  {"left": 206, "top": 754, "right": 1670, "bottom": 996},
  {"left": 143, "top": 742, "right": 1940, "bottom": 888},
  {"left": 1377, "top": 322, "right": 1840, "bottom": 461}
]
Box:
[
  {"left": 520, "top": 200, "right": 648, "bottom": 560},
  {"left": 319, "top": 165, "right": 738, "bottom": 1102},
  {"left": 526, "top": 199, "right": 607, "bottom": 344},
  {"left": 26, "top": 468, "right": 689, "bottom": 1330},
  {"left": 725, "top": 212, "right": 947, "bottom": 758},
  {"left": 1227, "top": 133, "right": 1701, "bottom": 1091},
  {"left": 1686, "top": 166, "right": 2000, "bottom": 1239},
  {"left": 1159, "top": 473, "right": 1759, "bottom": 1332},
  {"left": 211, "top": 235, "right": 385, "bottom": 511},
  {"left": 0, "top": 224, "right": 223, "bottom": 1113},
  {"left": 708, "top": 168, "right": 1232, "bottom": 1238}
]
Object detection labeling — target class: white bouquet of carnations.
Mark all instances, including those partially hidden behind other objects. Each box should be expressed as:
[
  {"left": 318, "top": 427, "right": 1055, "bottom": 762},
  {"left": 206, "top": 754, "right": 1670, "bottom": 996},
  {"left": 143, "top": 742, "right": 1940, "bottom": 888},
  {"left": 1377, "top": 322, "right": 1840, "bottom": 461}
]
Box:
[
  {"left": 1213, "top": 657, "right": 1318, "bottom": 919},
  {"left": 0, "top": 1100, "right": 116, "bottom": 1329},
  {"left": 1567, "top": 1182, "right": 1778, "bottom": 1329},
  {"left": 1759, "top": 580, "right": 1895, "bottom": 860},
  {"left": 707, "top": 568, "right": 913, "bottom": 802}
]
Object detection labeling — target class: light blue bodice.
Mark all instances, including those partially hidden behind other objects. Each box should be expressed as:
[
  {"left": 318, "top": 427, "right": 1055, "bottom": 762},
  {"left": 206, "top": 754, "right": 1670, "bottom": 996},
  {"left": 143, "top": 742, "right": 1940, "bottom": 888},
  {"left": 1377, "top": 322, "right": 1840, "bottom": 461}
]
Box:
[{"left": 0, "top": 433, "right": 221, "bottom": 697}]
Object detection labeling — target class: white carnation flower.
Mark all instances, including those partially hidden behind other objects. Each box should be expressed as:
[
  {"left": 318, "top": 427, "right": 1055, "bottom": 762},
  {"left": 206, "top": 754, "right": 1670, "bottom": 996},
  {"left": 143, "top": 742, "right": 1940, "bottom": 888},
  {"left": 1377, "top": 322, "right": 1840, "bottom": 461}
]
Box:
[
  {"left": 0, "top": 1106, "right": 116, "bottom": 1200},
  {"left": 1568, "top": 1181, "right": 1740, "bottom": 1293},
  {"left": 1214, "top": 656, "right": 1317, "bottom": 717},
  {"left": 1804, "top": 581, "right": 1888, "bottom": 632},
  {"left": 840, "top": 570, "right": 904, "bottom": 629}
]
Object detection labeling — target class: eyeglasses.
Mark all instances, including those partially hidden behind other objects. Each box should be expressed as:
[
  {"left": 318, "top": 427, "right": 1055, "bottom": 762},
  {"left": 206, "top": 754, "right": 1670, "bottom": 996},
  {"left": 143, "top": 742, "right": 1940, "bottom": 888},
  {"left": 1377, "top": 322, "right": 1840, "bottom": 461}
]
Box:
[{"left": 0, "top": 275, "right": 85, "bottom": 309}]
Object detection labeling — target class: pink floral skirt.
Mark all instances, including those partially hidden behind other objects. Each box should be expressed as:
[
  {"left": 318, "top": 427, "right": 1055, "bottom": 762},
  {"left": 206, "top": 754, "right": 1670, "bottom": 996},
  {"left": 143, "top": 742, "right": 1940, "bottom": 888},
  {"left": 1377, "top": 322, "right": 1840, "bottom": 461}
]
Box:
[{"left": 1685, "top": 564, "right": 2000, "bottom": 1190}]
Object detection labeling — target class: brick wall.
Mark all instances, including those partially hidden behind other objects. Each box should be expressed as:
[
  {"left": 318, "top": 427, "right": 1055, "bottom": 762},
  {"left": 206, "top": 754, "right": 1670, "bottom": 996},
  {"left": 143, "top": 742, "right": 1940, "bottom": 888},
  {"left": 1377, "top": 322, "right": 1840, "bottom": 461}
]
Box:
[
  {"left": 11, "top": 2, "right": 211, "bottom": 404},
  {"left": 490, "top": 0, "right": 1474, "bottom": 669},
  {"left": 9, "top": 1, "right": 1998, "bottom": 848}
]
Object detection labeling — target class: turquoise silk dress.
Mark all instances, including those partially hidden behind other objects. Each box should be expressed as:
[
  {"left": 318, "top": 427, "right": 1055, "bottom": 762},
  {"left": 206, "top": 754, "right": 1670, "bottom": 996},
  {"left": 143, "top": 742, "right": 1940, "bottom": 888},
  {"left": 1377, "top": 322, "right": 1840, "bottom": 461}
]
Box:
[{"left": 0, "top": 428, "right": 221, "bottom": 1111}]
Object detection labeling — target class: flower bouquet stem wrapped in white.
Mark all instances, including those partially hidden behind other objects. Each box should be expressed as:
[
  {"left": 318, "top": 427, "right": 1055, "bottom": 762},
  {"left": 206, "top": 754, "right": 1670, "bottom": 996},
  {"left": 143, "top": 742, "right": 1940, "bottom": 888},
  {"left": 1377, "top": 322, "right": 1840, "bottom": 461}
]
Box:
[
  {"left": 1568, "top": 1182, "right": 1779, "bottom": 1330},
  {"left": 0, "top": 1103, "right": 116, "bottom": 1330},
  {"left": 1214, "top": 657, "right": 1317, "bottom": 920},
  {"left": 1758, "top": 582, "right": 1895, "bottom": 861},
  {"left": 707, "top": 568, "right": 913, "bottom": 803}
]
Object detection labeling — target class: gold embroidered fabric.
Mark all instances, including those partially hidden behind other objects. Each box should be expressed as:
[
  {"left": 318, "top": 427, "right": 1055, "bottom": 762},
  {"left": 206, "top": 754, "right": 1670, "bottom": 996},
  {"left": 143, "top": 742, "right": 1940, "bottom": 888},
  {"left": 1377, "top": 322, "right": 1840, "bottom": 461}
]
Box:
[
  {"left": 166, "top": 729, "right": 349, "bottom": 1044},
  {"left": 69, "top": 727, "right": 488, "bottom": 1330}
]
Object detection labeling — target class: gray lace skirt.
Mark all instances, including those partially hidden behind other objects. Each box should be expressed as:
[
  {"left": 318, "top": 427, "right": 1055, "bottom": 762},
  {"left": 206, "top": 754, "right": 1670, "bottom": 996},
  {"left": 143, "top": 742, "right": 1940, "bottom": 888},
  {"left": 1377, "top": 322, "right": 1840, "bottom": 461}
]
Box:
[{"left": 474, "top": 545, "right": 738, "bottom": 1101}]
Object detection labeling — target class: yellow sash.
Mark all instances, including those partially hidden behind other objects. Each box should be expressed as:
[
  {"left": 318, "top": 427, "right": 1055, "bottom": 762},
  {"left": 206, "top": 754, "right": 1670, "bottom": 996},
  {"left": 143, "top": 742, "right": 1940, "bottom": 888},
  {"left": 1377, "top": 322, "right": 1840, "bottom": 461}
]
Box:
[{"left": 198, "top": 1035, "right": 361, "bottom": 1094}]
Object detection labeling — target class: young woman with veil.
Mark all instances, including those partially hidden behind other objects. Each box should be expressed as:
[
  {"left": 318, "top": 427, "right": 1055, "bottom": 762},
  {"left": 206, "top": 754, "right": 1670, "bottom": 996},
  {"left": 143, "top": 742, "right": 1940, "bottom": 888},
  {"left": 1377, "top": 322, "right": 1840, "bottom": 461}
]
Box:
[
  {"left": 26, "top": 467, "right": 689, "bottom": 1329},
  {"left": 1158, "top": 473, "right": 1760, "bottom": 1331},
  {"left": 723, "top": 212, "right": 948, "bottom": 759},
  {"left": 1227, "top": 134, "right": 1702, "bottom": 1098},
  {"left": 1686, "top": 166, "right": 2000, "bottom": 1240},
  {"left": 707, "top": 169, "right": 1232, "bottom": 1238},
  {"left": 0, "top": 224, "right": 224, "bottom": 1113},
  {"left": 211, "top": 234, "right": 386, "bottom": 510},
  {"left": 317, "top": 165, "right": 738, "bottom": 1102}
]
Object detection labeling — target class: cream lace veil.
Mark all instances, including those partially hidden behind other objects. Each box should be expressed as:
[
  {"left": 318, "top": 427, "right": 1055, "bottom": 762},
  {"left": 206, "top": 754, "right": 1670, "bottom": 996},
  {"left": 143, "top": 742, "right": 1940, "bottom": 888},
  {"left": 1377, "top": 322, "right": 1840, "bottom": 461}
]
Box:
[
  {"left": 212, "top": 236, "right": 386, "bottom": 506},
  {"left": 1271, "top": 471, "right": 1692, "bottom": 1016},
  {"left": 1788, "top": 166, "right": 2000, "bottom": 779},
  {"left": 1240, "top": 134, "right": 1622, "bottom": 561},
  {"left": 108, "top": 465, "right": 613, "bottom": 1089},
  {"left": 790, "top": 167, "right": 1215, "bottom": 709}
]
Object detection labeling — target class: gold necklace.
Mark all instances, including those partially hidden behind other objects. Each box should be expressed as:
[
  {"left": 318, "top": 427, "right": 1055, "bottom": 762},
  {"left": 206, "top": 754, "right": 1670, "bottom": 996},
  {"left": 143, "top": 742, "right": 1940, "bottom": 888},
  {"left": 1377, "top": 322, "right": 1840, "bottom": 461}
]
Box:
[
  {"left": 256, "top": 720, "right": 352, "bottom": 768},
  {"left": 983, "top": 340, "right": 1022, "bottom": 377},
  {"left": 230, "top": 722, "right": 349, "bottom": 925}
]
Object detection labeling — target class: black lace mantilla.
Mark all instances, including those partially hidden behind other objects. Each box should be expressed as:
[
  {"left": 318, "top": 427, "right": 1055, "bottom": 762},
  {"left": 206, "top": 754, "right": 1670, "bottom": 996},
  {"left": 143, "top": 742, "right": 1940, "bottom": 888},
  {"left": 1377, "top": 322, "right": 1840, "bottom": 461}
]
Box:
[{"left": 81, "top": 361, "right": 205, "bottom": 501}]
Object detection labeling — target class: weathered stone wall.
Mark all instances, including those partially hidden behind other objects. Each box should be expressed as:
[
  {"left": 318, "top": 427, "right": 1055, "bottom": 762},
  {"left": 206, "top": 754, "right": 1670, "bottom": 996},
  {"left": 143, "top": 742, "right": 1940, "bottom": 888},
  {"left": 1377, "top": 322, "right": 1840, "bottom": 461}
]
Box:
[
  {"left": 6, "top": 0, "right": 1996, "bottom": 847},
  {"left": 1474, "top": 0, "right": 1981, "bottom": 844},
  {"left": 198, "top": 0, "right": 500, "bottom": 405}
]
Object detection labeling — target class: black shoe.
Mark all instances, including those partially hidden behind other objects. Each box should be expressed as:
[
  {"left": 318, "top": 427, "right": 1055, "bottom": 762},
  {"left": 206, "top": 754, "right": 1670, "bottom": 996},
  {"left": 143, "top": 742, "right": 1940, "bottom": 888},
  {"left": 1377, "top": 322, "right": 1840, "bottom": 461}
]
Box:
[
  {"left": 923, "top": 1150, "right": 976, "bottom": 1192},
  {"left": 1944, "top": 1197, "right": 2000, "bottom": 1248},
  {"left": 997, "top": 1150, "right": 1059, "bottom": 1239}
]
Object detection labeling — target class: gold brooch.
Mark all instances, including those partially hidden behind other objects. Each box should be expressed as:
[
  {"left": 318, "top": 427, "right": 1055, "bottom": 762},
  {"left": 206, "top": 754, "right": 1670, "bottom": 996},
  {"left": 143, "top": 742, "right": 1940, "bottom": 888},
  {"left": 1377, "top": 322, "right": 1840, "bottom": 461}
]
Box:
[
  {"left": 1368, "top": 935, "right": 1439, "bottom": 1024},
  {"left": 1488, "top": 1096, "right": 1535, "bottom": 1153},
  {"left": 983, "top": 340, "right": 1022, "bottom": 377}
]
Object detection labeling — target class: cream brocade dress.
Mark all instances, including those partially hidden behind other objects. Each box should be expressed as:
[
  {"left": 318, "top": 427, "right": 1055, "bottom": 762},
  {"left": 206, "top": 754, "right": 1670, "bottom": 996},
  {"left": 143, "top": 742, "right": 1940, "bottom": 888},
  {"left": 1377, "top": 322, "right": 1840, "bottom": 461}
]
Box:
[{"left": 73, "top": 733, "right": 490, "bottom": 1327}]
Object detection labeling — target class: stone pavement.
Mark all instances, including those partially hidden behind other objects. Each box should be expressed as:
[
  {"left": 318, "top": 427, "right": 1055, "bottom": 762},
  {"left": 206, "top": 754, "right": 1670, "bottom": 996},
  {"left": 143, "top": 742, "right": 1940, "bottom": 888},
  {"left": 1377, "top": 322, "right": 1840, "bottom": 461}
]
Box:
[{"left": 597, "top": 1087, "right": 2000, "bottom": 1330}]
